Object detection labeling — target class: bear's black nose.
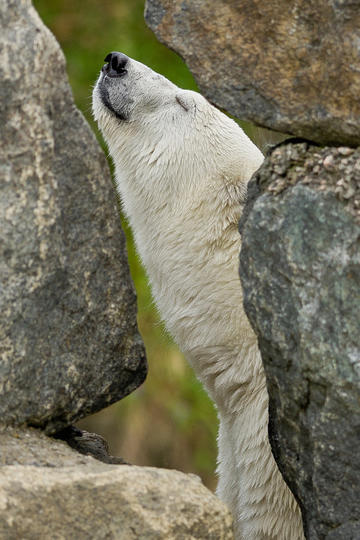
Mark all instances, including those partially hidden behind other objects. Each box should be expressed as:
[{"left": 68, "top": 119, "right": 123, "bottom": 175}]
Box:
[{"left": 102, "top": 52, "right": 129, "bottom": 77}]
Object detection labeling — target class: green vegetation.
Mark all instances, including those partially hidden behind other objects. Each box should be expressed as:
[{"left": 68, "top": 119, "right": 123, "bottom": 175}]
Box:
[{"left": 33, "top": 0, "right": 218, "bottom": 488}]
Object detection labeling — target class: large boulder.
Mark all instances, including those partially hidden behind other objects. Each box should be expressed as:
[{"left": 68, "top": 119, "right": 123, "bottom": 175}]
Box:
[
  {"left": 0, "top": 0, "right": 146, "bottom": 433},
  {"left": 0, "top": 427, "right": 234, "bottom": 539},
  {"left": 240, "top": 142, "right": 360, "bottom": 539},
  {"left": 145, "top": 0, "right": 360, "bottom": 147}
]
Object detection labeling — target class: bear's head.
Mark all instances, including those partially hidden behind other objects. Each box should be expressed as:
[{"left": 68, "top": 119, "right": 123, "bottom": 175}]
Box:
[
  {"left": 92, "top": 52, "right": 263, "bottom": 196},
  {"left": 92, "top": 52, "right": 195, "bottom": 123}
]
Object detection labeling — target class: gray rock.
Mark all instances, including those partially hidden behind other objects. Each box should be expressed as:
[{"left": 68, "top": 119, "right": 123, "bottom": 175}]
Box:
[
  {"left": 0, "top": 427, "right": 234, "bottom": 539},
  {"left": 240, "top": 143, "right": 360, "bottom": 539},
  {"left": 0, "top": 425, "right": 93, "bottom": 467},
  {"left": 145, "top": 0, "right": 360, "bottom": 147},
  {"left": 0, "top": 0, "right": 146, "bottom": 433}
]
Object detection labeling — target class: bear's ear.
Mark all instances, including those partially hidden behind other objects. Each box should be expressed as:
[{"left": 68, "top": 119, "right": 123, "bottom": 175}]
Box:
[{"left": 175, "top": 91, "right": 192, "bottom": 112}]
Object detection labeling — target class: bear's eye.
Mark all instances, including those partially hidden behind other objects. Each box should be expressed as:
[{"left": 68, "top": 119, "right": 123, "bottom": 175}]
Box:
[{"left": 176, "top": 94, "right": 190, "bottom": 112}]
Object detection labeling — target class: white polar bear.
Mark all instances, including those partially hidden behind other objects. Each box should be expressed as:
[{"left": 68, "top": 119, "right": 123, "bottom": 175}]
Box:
[{"left": 92, "top": 52, "right": 304, "bottom": 540}]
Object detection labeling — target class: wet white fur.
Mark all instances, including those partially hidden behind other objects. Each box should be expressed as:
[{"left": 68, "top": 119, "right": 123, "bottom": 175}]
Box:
[{"left": 93, "top": 57, "right": 304, "bottom": 539}]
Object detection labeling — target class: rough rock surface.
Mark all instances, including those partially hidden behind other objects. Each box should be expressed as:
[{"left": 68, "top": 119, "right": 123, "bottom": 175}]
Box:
[
  {"left": 0, "top": 427, "right": 234, "bottom": 539},
  {"left": 0, "top": 0, "right": 146, "bottom": 433},
  {"left": 240, "top": 143, "right": 360, "bottom": 539},
  {"left": 145, "top": 0, "right": 360, "bottom": 147}
]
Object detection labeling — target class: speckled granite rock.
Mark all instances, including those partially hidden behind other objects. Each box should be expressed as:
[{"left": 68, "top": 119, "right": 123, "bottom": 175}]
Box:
[
  {"left": 240, "top": 142, "right": 360, "bottom": 539},
  {"left": 0, "top": 0, "right": 146, "bottom": 433},
  {"left": 145, "top": 0, "right": 360, "bottom": 146},
  {"left": 0, "top": 427, "right": 233, "bottom": 540}
]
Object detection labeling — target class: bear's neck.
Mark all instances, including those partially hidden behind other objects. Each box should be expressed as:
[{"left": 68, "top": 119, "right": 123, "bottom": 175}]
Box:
[
  {"left": 115, "top": 163, "right": 304, "bottom": 539},
  {"left": 112, "top": 149, "right": 304, "bottom": 540},
  {"left": 115, "top": 162, "right": 252, "bottom": 348}
]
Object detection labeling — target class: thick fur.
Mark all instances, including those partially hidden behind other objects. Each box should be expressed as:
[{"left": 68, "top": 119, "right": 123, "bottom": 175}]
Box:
[{"left": 93, "top": 55, "right": 304, "bottom": 540}]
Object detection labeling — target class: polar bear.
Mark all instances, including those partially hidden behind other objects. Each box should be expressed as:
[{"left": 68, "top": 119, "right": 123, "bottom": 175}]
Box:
[{"left": 92, "top": 52, "right": 304, "bottom": 540}]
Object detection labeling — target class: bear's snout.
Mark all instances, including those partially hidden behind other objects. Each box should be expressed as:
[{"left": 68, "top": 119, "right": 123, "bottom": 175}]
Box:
[{"left": 102, "top": 52, "right": 129, "bottom": 78}]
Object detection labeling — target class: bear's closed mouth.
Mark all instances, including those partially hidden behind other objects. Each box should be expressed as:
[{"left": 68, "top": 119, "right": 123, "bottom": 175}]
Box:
[{"left": 98, "top": 81, "right": 127, "bottom": 122}]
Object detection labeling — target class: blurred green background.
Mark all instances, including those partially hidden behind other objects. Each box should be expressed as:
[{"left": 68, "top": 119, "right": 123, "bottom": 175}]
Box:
[{"left": 33, "top": 0, "right": 219, "bottom": 489}]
